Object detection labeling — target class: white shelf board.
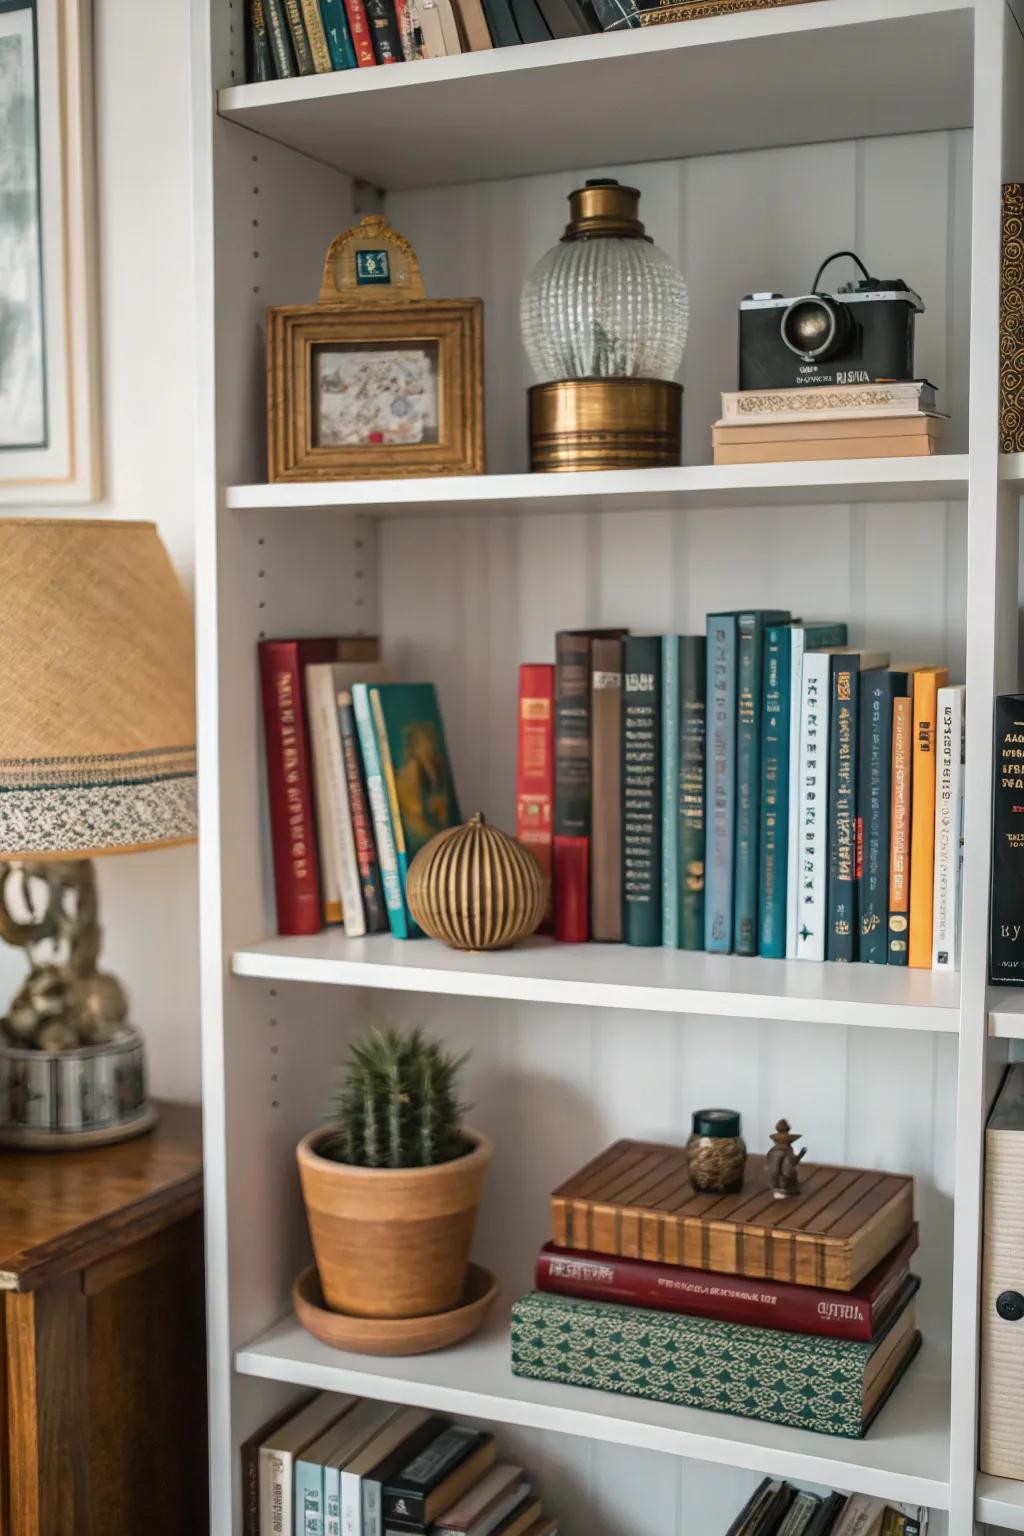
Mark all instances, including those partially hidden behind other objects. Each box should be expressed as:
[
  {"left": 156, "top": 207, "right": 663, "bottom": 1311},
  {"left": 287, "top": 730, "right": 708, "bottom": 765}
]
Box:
[
  {"left": 226, "top": 457, "right": 971, "bottom": 518},
  {"left": 977, "top": 1473, "right": 1024, "bottom": 1531},
  {"left": 236, "top": 1310, "right": 950, "bottom": 1509},
  {"left": 232, "top": 934, "right": 961, "bottom": 1030},
  {"left": 1000, "top": 452, "right": 1024, "bottom": 487},
  {"left": 217, "top": 0, "right": 973, "bottom": 189},
  {"left": 988, "top": 989, "right": 1024, "bottom": 1038}
]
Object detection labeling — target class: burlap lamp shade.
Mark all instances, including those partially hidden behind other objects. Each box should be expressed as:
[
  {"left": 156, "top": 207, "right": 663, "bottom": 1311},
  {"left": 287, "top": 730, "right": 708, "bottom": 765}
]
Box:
[{"left": 0, "top": 518, "right": 197, "bottom": 857}]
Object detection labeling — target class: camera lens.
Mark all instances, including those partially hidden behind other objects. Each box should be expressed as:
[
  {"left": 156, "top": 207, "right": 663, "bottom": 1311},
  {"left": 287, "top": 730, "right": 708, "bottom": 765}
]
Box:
[{"left": 780, "top": 295, "right": 850, "bottom": 361}]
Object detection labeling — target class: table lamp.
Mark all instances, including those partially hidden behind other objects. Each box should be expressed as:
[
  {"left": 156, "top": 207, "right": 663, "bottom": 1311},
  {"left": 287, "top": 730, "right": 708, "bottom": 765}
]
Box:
[{"left": 0, "top": 518, "right": 197, "bottom": 1148}]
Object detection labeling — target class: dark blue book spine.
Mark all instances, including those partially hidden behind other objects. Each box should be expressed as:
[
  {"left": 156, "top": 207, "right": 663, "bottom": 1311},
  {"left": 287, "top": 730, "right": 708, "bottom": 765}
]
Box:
[
  {"left": 758, "top": 625, "right": 791, "bottom": 959},
  {"left": 704, "top": 615, "right": 736, "bottom": 953},
  {"left": 858, "top": 671, "right": 907, "bottom": 965},
  {"left": 826, "top": 656, "right": 859, "bottom": 962}
]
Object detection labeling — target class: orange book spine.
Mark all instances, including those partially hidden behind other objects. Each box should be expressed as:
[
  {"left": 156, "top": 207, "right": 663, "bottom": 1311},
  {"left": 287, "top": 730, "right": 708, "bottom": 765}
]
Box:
[
  {"left": 888, "top": 696, "right": 913, "bottom": 965},
  {"left": 908, "top": 667, "right": 949, "bottom": 967}
]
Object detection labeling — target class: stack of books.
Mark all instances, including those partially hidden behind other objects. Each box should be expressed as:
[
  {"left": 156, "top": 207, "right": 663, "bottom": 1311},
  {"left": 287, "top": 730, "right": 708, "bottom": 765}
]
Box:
[
  {"left": 517, "top": 621, "right": 965, "bottom": 969},
  {"left": 244, "top": 1396, "right": 558, "bottom": 1536},
  {"left": 725, "top": 1480, "right": 929, "bottom": 1536},
  {"left": 511, "top": 1138, "right": 922, "bottom": 1439},
  {"left": 248, "top": 0, "right": 600, "bottom": 82},
  {"left": 711, "top": 382, "right": 946, "bottom": 465},
  {"left": 259, "top": 636, "right": 460, "bottom": 937}
]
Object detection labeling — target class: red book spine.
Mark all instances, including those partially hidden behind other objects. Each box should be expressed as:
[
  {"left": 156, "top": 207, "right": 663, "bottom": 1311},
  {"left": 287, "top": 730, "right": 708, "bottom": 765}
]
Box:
[
  {"left": 517, "top": 664, "right": 554, "bottom": 927},
  {"left": 553, "top": 839, "right": 588, "bottom": 942},
  {"left": 535, "top": 1234, "right": 918, "bottom": 1341},
  {"left": 342, "top": 0, "right": 377, "bottom": 65},
  {"left": 259, "top": 640, "right": 334, "bottom": 937}
]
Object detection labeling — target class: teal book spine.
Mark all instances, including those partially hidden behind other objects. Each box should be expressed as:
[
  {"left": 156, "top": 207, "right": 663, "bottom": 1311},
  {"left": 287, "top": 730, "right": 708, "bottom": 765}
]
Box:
[
  {"left": 734, "top": 611, "right": 790, "bottom": 956},
  {"left": 661, "top": 636, "right": 680, "bottom": 947},
  {"left": 511, "top": 1291, "right": 919, "bottom": 1440},
  {"left": 678, "top": 636, "right": 706, "bottom": 951},
  {"left": 622, "top": 636, "right": 662, "bottom": 946},
  {"left": 757, "top": 625, "right": 791, "bottom": 958},
  {"left": 263, "top": 0, "right": 297, "bottom": 73},
  {"left": 295, "top": 1460, "right": 324, "bottom": 1536},
  {"left": 351, "top": 684, "right": 409, "bottom": 939},
  {"left": 318, "top": 0, "right": 358, "bottom": 65},
  {"left": 704, "top": 614, "right": 736, "bottom": 953}
]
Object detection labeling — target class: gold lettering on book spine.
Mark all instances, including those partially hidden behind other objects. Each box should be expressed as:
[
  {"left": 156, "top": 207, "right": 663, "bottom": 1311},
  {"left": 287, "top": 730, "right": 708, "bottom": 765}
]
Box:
[{"left": 1001, "top": 184, "right": 1024, "bottom": 452}]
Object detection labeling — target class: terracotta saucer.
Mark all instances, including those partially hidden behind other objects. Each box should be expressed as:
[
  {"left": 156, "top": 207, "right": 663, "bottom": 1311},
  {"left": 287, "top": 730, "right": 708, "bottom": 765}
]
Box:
[{"left": 292, "top": 1262, "right": 499, "bottom": 1356}]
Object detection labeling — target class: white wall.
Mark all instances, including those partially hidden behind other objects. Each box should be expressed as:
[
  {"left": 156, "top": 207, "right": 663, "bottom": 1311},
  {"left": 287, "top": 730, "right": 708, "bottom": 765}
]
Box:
[{"left": 1, "top": 0, "right": 200, "bottom": 1103}]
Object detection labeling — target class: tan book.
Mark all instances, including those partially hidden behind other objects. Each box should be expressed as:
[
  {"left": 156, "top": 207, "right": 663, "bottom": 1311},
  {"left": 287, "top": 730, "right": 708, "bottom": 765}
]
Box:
[
  {"left": 713, "top": 436, "right": 940, "bottom": 465},
  {"left": 712, "top": 415, "right": 944, "bottom": 445},
  {"left": 551, "top": 1138, "right": 914, "bottom": 1291},
  {"left": 299, "top": 0, "right": 334, "bottom": 68},
  {"left": 434, "top": 1465, "right": 527, "bottom": 1536},
  {"left": 488, "top": 1500, "right": 543, "bottom": 1536},
  {"left": 590, "top": 637, "right": 623, "bottom": 942},
  {"left": 451, "top": 0, "right": 494, "bottom": 46},
  {"left": 721, "top": 380, "right": 938, "bottom": 423},
  {"left": 434, "top": 0, "right": 464, "bottom": 51}
]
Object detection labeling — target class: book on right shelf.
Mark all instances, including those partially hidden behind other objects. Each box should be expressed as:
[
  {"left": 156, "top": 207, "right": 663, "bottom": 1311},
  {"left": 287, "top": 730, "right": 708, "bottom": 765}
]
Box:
[{"left": 990, "top": 693, "right": 1024, "bottom": 984}]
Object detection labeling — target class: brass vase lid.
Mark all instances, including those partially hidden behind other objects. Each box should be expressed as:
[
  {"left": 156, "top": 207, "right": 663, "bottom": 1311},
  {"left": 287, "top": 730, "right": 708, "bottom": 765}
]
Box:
[{"left": 561, "top": 179, "right": 652, "bottom": 243}]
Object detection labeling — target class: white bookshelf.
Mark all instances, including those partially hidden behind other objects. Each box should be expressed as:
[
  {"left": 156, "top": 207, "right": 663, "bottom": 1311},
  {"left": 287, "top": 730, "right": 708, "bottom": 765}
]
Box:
[{"left": 192, "top": 2, "right": 1024, "bottom": 1532}]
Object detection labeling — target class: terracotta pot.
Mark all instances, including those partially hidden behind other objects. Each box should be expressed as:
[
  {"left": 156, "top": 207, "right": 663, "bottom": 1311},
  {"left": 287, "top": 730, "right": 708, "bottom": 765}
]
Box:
[{"left": 296, "top": 1125, "right": 492, "bottom": 1319}]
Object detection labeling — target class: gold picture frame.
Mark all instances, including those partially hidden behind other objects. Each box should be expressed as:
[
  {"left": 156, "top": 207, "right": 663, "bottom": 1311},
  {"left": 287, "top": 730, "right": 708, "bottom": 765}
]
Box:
[{"left": 267, "top": 215, "right": 484, "bottom": 482}]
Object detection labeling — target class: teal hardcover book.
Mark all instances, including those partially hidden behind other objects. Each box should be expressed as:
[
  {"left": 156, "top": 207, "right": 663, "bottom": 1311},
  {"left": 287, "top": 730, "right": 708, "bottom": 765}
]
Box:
[
  {"left": 661, "top": 636, "right": 680, "bottom": 947},
  {"left": 318, "top": 0, "right": 358, "bottom": 66},
  {"left": 369, "top": 684, "right": 461, "bottom": 937},
  {"left": 351, "top": 684, "right": 409, "bottom": 940},
  {"left": 511, "top": 1288, "right": 921, "bottom": 1439},
  {"left": 678, "top": 636, "right": 706, "bottom": 951},
  {"left": 704, "top": 613, "right": 736, "bottom": 953},
  {"left": 734, "top": 610, "right": 790, "bottom": 957}
]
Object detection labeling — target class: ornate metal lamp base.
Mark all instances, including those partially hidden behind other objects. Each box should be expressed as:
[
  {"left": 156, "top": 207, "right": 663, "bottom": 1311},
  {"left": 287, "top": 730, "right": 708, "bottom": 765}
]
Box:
[{"left": 0, "top": 861, "right": 155, "bottom": 1148}]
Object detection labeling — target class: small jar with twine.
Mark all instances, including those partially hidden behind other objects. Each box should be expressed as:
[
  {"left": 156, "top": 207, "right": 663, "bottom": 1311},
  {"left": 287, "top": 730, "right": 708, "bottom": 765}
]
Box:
[{"left": 686, "top": 1108, "right": 746, "bottom": 1194}]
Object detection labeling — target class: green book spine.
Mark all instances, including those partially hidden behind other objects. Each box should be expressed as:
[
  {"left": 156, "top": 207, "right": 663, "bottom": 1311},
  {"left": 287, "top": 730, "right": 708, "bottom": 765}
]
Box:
[
  {"left": 734, "top": 611, "right": 789, "bottom": 956},
  {"left": 248, "top": 0, "right": 276, "bottom": 79},
  {"left": 661, "top": 636, "right": 680, "bottom": 947},
  {"left": 263, "top": 0, "right": 297, "bottom": 73},
  {"left": 295, "top": 1460, "right": 324, "bottom": 1536},
  {"left": 704, "top": 613, "right": 736, "bottom": 953},
  {"left": 622, "top": 636, "right": 662, "bottom": 947},
  {"left": 282, "top": 0, "right": 317, "bottom": 70},
  {"left": 319, "top": 0, "right": 358, "bottom": 65},
  {"left": 678, "top": 636, "right": 706, "bottom": 951},
  {"left": 511, "top": 1291, "right": 914, "bottom": 1439}
]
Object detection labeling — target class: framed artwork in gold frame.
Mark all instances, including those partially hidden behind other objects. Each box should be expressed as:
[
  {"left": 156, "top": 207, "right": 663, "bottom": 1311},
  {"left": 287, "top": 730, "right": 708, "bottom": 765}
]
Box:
[{"left": 267, "top": 215, "right": 484, "bottom": 482}]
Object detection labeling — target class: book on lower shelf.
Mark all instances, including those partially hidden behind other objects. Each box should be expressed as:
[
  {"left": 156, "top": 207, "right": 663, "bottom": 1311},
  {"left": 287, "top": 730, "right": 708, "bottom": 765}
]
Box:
[{"left": 725, "top": 1482, "right": 927, "bottom": 1536}]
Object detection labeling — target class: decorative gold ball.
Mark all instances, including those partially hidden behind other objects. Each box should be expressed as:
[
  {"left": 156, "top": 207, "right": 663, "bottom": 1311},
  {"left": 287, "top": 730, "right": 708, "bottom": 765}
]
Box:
[{"left": 406, "top": 813, "right": 547, "bottom": 952}]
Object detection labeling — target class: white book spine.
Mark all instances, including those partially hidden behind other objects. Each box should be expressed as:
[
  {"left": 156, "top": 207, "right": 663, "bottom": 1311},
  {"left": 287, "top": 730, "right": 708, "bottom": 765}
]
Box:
[
  {"left": 326, "top": 1469, "right": 342, "bottom": 1536},
  {"left": 308, "top": 669, "right": 345, "bottom": 927},
  {"left": 932, "top": 684, "right": 965, "bottom": 970},
  {"left": 794, "top": 651, "right": 831, "bottom": 961},
  {"left": 259, "top": 1449, "right": 292, "bottom": 1536},
  {"left": 363, "top": 1479, "right": 382, "bottom": 1536},
  {"left": 341, "top": 1470, "right": 363, "bottom": 1536},
  {"left": 784, "top": 626, "right": 807, "bottom": 958}
]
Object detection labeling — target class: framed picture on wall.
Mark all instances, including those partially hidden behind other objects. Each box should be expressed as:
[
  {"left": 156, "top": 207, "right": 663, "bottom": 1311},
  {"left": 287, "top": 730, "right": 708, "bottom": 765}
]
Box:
[
  {"left": 267, "top": 214, "right": 484, "bottom": 482},
  {"left": 0, "top": 0, "right": 101, "bottom": 503}
]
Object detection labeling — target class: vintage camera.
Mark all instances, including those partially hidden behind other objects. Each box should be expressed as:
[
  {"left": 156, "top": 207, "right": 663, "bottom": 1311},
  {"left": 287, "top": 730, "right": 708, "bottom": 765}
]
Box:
[{"left": 738, "top": 251, "right": 924, "bottom": 391}]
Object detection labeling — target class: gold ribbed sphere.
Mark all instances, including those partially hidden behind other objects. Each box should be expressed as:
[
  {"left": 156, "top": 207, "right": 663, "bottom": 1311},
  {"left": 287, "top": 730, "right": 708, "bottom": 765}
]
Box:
[{"left": 406, "top": 813, "right": 546, "bottom": 952}]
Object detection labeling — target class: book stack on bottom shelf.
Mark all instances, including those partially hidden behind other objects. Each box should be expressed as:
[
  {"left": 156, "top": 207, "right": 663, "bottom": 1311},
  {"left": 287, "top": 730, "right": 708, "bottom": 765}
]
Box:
[
  {"left": 725, "top": 1478, "right": 928, "bottom": 1536},
  {"left": 245, "top": 1396, "right": 557, "bottom": 1536},
  {"left": 711, "top": 383, "right": 946, "bottom": 465},
  {"left": 511, "top": 1139, "right": 921, "bottom": 1440}
]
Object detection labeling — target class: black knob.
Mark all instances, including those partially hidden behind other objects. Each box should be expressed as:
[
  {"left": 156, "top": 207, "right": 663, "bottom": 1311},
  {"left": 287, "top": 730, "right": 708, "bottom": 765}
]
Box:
[{"left": 996, "top": 1290, "right": 1024, "bottom": 1322}]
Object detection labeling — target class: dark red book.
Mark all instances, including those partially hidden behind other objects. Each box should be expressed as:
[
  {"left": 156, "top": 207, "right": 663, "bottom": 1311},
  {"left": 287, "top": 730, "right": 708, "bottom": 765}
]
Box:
[
  {"left": 535, "top": 1226, "right": 919, "bottom": 1341},
  {"left": 258, "top": 636, "right": 378, "bottom": 937},
  {"left": 517, "top": 664, "right": 554, "bottom": 927},
  {"left": 342, "top": 0, "right": 377, "bottom": 64}
]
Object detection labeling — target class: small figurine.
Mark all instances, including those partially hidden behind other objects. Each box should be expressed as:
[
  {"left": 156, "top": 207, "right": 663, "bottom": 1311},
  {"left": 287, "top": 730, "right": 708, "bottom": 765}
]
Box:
[{"left": 766, "top": 1119, "right": 806, "bottom": 1199}]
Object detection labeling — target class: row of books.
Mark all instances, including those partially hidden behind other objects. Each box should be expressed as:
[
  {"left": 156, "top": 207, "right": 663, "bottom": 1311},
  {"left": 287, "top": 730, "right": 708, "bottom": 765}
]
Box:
[
  {"left": 259, "top": 637, "right": 460, "bottom": 937},
  {"left": 247, "top": 0, "right": 599, "bottom": 81},
  {"left": 727, "top": 1480, "right": 928, "bottom": 1536},
  {"left": 510, "top": 1137, "right": 921, "bottom": 1439},
  {"left": 516, "top": 622, "right": 964, "bottom": 967},
  {"left": 711, "top": 381, "right": 946, "bottom": 465},
  {"left": 245, "top": 1395, "right": 556, "bottom": 1536}
]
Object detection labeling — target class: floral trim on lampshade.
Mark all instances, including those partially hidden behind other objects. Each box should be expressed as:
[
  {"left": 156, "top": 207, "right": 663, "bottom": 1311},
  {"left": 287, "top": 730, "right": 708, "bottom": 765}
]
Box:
[{"left": 0, "top": 746, "right": 197, "bottom": 856}]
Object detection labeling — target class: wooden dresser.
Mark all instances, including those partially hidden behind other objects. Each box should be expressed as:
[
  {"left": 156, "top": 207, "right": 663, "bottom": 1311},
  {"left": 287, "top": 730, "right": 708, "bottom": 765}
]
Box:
[{"left": 0, "top": 1101, "right": 206, "bottom": 1536}]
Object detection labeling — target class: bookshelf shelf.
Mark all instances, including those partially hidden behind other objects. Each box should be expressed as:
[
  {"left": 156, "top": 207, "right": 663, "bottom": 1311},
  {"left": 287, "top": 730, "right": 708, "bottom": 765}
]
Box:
[
  {"left": 235, "top": 1310, "right": 951, "bottom": 1511},
  {"left": 976, "top": 1474, "right": 1024, "bottom": 1531},
  {"left": 232, "top": 933, "right": 962, "bottom": 1032},
  {"left": 987, "top": 990, "right": 1024, "bottom": 1038},
  {"left": 226, "top": 457, "right": 971, "bottom": 517},
  {"left": 216, "top": 0, "right": 972, "bottom": 189}
]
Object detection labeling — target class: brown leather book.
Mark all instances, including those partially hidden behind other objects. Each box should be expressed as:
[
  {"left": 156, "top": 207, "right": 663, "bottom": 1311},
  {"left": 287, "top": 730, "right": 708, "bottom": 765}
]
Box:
[
  {"left": 551, "top": 1138, "right": 914, "bottom": 1292},
  {"left": 590, "top": 636, "right": 624, "bottom": 943}
]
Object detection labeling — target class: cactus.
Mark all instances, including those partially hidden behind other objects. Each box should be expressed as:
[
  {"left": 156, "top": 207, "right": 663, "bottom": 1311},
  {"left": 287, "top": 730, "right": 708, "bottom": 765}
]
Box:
[{"left": 326, "top": 1026, "right": 468, "bottom": 1168}]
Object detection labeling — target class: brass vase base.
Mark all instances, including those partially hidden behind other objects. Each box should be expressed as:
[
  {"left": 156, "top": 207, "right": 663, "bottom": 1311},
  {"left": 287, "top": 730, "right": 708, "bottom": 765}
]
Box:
[{"left": 529, "top": 378, "right": 683, "bottom": 473}]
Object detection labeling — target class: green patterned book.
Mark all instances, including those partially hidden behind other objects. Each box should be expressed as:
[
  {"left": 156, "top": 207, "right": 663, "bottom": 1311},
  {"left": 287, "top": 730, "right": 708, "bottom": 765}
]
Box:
[{"left": 510, "top": 1287, "right": 920, "bottom": 1439}]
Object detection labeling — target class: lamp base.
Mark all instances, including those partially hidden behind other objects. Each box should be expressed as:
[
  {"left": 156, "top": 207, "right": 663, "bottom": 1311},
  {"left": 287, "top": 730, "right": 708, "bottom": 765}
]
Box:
[
  {"left": 0, "top": 1100, "right": 158, "bottom": 1151},
  {"left": 0, "top": 1028, "right": 155, "bottom": 1148},
  {"left": 528, "top": 378, "right": 683, "bottom": 473}
]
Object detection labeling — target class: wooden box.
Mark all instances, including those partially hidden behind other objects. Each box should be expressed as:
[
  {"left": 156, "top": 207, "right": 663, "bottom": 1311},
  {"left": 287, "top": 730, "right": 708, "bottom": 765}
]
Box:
[
  {"left": 981, "top": 1065, "right": 1024, "bottom": 1478},
  {"left": 551, "top": 1139, "right": 915, "bottom": 1292}
]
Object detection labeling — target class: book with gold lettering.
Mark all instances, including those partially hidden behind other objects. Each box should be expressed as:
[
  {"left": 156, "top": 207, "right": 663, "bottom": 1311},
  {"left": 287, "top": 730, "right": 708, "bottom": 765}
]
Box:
[{"left": 908, "top": 665, "right": 949, "bottom": 967}]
